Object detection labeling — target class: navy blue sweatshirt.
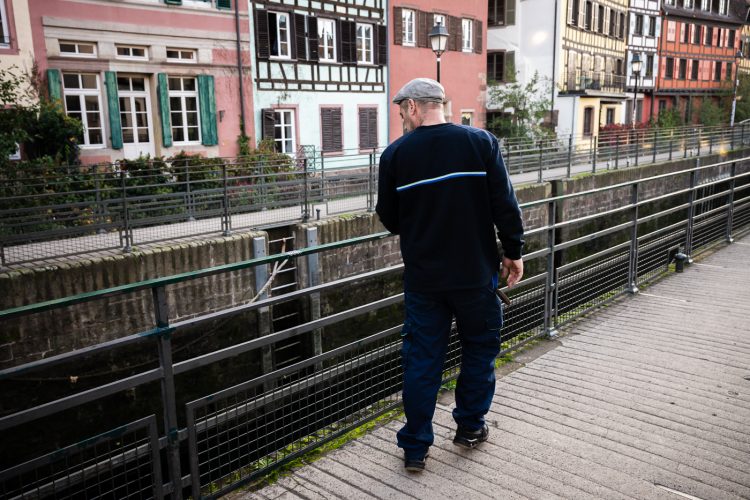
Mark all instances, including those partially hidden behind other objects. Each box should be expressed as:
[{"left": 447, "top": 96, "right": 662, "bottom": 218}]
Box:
[{"left": 376, "top": 123, "right": 524, "bottom": 292}]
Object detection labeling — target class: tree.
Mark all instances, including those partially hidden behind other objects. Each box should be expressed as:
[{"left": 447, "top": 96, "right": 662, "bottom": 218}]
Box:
[
  {"left": 698, "top": 98, "right": 728, "bottom": 127},
  {"left": 656, "top": 107, "right": 683, "bottom": 129},
  {"left": 486, "top": 71, "right": 553, "bottom": 141},
  {"left": 0, "top": 64, "right": 82, "bottom": 166},
  {"left": 733, "top": 72, "right": 750, "bottom": 124}
]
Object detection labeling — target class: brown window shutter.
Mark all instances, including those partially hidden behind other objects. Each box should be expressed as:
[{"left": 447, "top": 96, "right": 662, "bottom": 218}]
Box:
[
  {"left": 321, "top": 108, "right": 342, "bottom": 152},
  {"left": 340, "top": 20, "right": 356, "bottom": 64},
  {"left": 295, "top": 14, "right": 308, "bottom": 61},
  {"left": 417, "top": 11, "right": 428, "bottom": 48},
  {"left": 376, "top": 25, "right": 387, "bottom": 65},
  {"left": 262, "top": 109, "right": 276, "bottom": 141},
  {"left": 474, "top": 20, "right": 482, "bottom": 53},
  {"left": 289, "top": 15, "right": 298, "bottom": 60},
  {"left": 359, "top": 108, "right": 378, "bottom": 150},
  {"left": 333, "top": 109, "right": 342, "bottom": 151},
  {"left": 449, "top": 16, "right": 461, "bottom": 51},
  {"left": 394, "top": 7, "right": 403, "bottom": 45},
  {"left": 308, "top": 16, "right": 319, "bottom": 62},
  {"left": 336, "top": 20, "right": 345, "bottom": 62},
  {"left": 255, "top": 9, "right": 270, "bottom": 59},
  {"left": 367, "top": 108, "right": 378, "bottom": 149}
]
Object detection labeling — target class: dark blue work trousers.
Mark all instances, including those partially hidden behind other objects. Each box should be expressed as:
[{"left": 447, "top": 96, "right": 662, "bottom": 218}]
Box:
[{"left": 397, "top": 280, "right": 503, "bottom": 459}]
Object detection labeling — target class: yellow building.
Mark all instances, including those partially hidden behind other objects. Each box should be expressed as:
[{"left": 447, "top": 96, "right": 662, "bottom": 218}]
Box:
[
  {"left": 740, "top": 25, "right": 750, "bottom": 74},
  {"left": 1, "top": 0, "right": 35, "bottom": 93},
  {"left": 558, "top": 0, "right": 629, "bottom": 141}
]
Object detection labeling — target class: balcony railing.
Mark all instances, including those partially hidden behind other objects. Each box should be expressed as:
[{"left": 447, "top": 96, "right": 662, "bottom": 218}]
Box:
[{"left": 565, "top": 70, "right": 626, "bottom": 93}]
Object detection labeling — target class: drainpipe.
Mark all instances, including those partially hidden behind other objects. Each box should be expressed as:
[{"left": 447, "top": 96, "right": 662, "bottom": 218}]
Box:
[
  {"left": 551, "top": 0, "right": 559, "bottom": 118},
  {"left": 235, "top": 0, "right": 247, "bottom": 136}
]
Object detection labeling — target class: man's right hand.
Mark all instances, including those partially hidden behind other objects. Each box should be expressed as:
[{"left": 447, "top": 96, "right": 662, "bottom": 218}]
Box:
[{"left": 501, "top": 257, "right": 524, "bottom": 288}]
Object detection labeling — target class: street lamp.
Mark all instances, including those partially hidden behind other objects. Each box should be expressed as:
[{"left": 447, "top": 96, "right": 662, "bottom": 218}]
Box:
[
  {"left": 428, "top": 21, "right": 449, "bottom": 83},
  {"left": 631, "top": 53, "right": 642, "bottom": 128},
  {"left": 730, "top": 49, "right": 743, "bottom": 127}
]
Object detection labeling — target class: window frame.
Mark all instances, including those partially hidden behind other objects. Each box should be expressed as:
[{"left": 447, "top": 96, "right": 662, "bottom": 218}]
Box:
[
  {"left": 646, "top": 54, "right": 654, "bottom": 77},
  {"left": 583, "top": 106, "right": 594, "bottom": 136},
  {"left": 269, "top": 11, "right": 292, "bottom": 59},
  {"left": 167, "top": 76, "right": 202, "bottom": 145},
  {"left": 166, "top": 47, "right": 197, "bottom": 63},
  {"left": 461, "top": 18, "right": 473, "bottom": 52},
  {"left": 356, "top": 22, "right": 374, "bottom": 64},
  {"left": 59, "top": 40, "right": 97, "bottom": 58},
  {"left": 0, "top": 0, "right": 10, "bottom": 48},
  {"left": 635, "top": 15, "right": 644, "bottom": 36},
  {"left": 61, "top": 72, "right": 105, "bottom": 148},
  {"left": 402, "top": 9, "right": 415, "bottom": 46},
  {"left": 714, "top": 61, "right": 722, "bottom": 81},
  {"left": 461, "top": 111, "right": 474, "bottom": 127},
  {"left": 273, "top": 109, "right": 296, "bottom": 155},
  {"left": 649, "top": 16, "right": 657, "bottom": 37},
  {"left": 665, "top": 57, "right": 675, "bottom": 79},
  {"left": 318, "top": 18, "right": 337, "bottom": 62},
  {"left": 489, "top": 0, "right": 506, "bottom": 26},
  {"left": 115, "top": 45, "right": 149, "bottom": 61},
  {"left": 679, "top": 58, "right": 687, "bottom": 79}
]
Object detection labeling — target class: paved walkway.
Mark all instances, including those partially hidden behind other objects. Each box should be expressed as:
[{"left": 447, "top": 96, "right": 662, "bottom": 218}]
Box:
[{"left": 244, "top": 234, "right": 750, "bottom": 500}]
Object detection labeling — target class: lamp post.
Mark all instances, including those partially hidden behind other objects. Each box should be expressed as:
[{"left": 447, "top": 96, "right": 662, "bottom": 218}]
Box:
[
  {"left": 428, "top": 21, "right": 449, "bottom": 83},
  {"left": 730, "top": 49, "right": 743, "bottom": 127},
  {"left": 630, "top": 53, "right": 642, "bottom": 129}
]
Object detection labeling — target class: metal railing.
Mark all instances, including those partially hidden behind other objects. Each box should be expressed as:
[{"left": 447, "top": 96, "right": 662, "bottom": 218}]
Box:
[
  {"left": 1, "top": 156, "right": 748, "bottom": 499},
  {"left": 563, "top": 69, "right": 627, "bottom": 93},
  {"left": 1, "top": 124, "right": 748, "bottom": 269}
]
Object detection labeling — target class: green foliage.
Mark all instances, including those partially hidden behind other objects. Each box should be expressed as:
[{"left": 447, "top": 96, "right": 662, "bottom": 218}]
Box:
[
  {"left": 237, "top": 132, "right": 252, "bottom": 157},
  {"left": 170, "top": 151, "right": 224, "bottom": 192},
  {"left": 656, "top": 107, "right": 684, "bottom": 129},
  {"left": 698, "top": 99, "right": 728, "bottom": 127},
  {"left": 0, "top": 64, "right": 82, "bottom": 165},
  {"left": 734, "top": 73, "right": 750, "bottom": 123},
  {"left": 486, "top": 71, "right": 553, "bottom": 141}
]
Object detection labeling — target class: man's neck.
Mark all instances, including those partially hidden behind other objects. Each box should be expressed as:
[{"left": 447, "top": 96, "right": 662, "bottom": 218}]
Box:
[{"left": 420, "top": 110, "right": 447, "bottom": 127}]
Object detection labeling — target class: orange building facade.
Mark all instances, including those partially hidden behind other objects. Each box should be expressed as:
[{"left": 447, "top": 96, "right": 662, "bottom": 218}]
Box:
[
  {"left": 388, "top": 1, "right": 487, "bottom": 142},
  {"left": 653, "top": 0, "right": 747, "bottom": 122}
]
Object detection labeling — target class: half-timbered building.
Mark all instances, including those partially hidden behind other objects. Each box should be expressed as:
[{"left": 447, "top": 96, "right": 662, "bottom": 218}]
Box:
[
  {"left": 655, "top": 0, "right": 748, "bottom": 123},
  {"left": 560, "top": 0, "right": 630, "bottom": 140},
  {"left": 249, "top": 0, "right": 387, "bottom": 156},
  {"left": 626, "top": 0, "right": 661, "bottom": 123},
  {"left": 389, "top": 0, "right": 486, "bottom": 141}
]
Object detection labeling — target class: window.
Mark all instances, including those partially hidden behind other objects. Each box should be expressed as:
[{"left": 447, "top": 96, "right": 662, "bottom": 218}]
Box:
[
  {"left": 489, "top": 0, "right": 506, "bottom": 25},
  {"left": 646, "top": 54, "right": 654, "bottom": 77},
  {"left": 715, "top": 61, "right": 722, "bottom": 80},
  {"left": 166, "top": 48, "right": 196, "bottom": 62},
  {"left": 62, "top": 73, "right": 104, "bottom": 147},
  {"left": 597, "top": 5, "right": 604, "bottom": 32},
  {"left": 570, "top": 0, "right": 580, "bottom": 26},
  {"left": 679, "top": 59, "right": 687, "bottom": 79},
  {"left": 462, "top": 19, "right": 473, "bottom": 51},
  {"left": 116, "top": 45, "right": 148, "bottom": 60},
  {"left": 168, "top": 76, "right": 200, "bottom": 144},
  {"left": 118, "top": 76, "right": 150, "bottom": 145},
  {"left": 434, "top": 14, "right": 446, "bottom": 28},
  {"left": 616, "top": 58, "right": 623, "bottom": 75},
  {"left": 273, "top": 109, "right": 295, "bottom": 154},
  {"left": 682, "top": 23, "right": 690, "bottom": 43},
  {"left": 59, "top": 41, "right": 97, "bottom": 57},
  {"left": 705, "top": 26, "right": 712, "bottom": 46},
  {"left": 664, "top": 0, "right": 674, "bottom": 5},
  {"left": 691, "top": 59, "right": 699, "bottom": 79},
  {"left": 619, "top": 12, "right": 625, "bottom": 38},
  {"left": 358, "top": 107, "right": 377, "bottom": 150},
  {"left": 729, "top": 30, "right": 735, "bottom": 48},
  {"left": 685, "top": 0, "right": 694, "bottom": 7},
  {"left": 585, "top": 1, "right": 593, "bottom": 30},
  {"left": 402, "top": 9, "right": 415, "bottom": 46},
  {"left": 701, "top": 0, "right": 709, "bottom": 10},
  {"left": 666, "top": 57, "right": 674, "bottom": 78},
  {"left": 488, "top": 52, "right": 504, "bottom": 82},
  {"left": 693, "top": 24, "right": 701, "bottom": 44},
  {"left": 635, "top": 15, "right": 644, "bottom": 35},
  {"left": 726, "top": 62, "right": 732, "bottom": 80},
  {"left": 719, "top": 0, "right": 728, "bottom": 14},
  {"left": 356, "top": 23, "right": 373, "bottom": 64},
  {"left": 649, "top": 16, "right": 657, "bottom": 37},
  {"left": 268, "top": 12, "right": 291, "bottom": 58},
  {"left": 318, "top": 18, "right": 336, "bottom": 61},
  {"left": 583, "top": 107, "right": 594, "bottom": 136},
  {"left": 609, "top": 9, "right": 616, "bottom": 36},
  {"left": 320, "top": 107, "right": 342, "bottom": 153},
  {"left": 0, "top": 0, "right": 10, "bottom": 46},
  {"left": 606, "top": 108, "right": 615, "bottom": 124},
  {"left": 659, "top": 99, "right": 667, "bottom": 112},
  {"left": 461, "top": 112, "right": 473, "bottom": 126}
]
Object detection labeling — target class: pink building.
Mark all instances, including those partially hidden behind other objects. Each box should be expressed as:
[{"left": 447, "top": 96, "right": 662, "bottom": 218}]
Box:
[
  {"left": 28, "top": 0, "right": 253, "bottom": 163},
  {"left": 388, "top": 1, "right": 487, "bottom": 142}
]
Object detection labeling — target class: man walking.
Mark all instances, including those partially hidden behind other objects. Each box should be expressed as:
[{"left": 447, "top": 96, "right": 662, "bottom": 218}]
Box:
[{"left": 376, "top": 78, "right": 525, "bottom": 472}]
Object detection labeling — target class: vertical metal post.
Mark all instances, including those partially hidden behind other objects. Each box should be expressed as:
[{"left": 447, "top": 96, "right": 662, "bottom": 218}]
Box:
[
  {"left": 615, "top": 136, "right": 620, "bottom": 169},
  {"left": 696, "top": 127, "right": 701, "bottom": 157},
  {"left": 544, "top": 200, "right": 558, "bottom": 338},
  {"left": 709, "top": 133, "right": 714, "bottom": 154},
  {"left": 367, "top": 151, "right": 375, "bottom": 212},
  {"left": 726, "top": 161, "right": 737, "bottom": 243},
  {"left": 685, "top": 164, "right": 698, "bottom": 261},
  {"left": 742, "top": 122, "right": 747, "bottom": 146},
  {"left": 634, "top": 130, "right": 640, "bottom": 166},
  {"left": 185, "top": 164, "right": 194, "bottom": 221},
  {"left": 306, "top": 227, "right": 323, "bottom": 365},
  {"left": 566, "top": 135, "right": 573, "bottom": 178},
  {"left": 120, "top": 170, "right": 132, "bottom": 252},
  {"left": 627, "top": 183, "right": 640, "bottom": 294},
  {"left": 537, "top": 141, "right": 543, "bottom": 183},
  {"left": 589, "top": 134, "right": 594, "bottom": 168},
  {"left": 93, "top": 166, "right": 105, "bottom": 233},
  {"left": 302, "top": 154, "right": 310, "bottom": 222},
  {"left": 592, "top": 135, "right": 598, "bottom": 173},
  {"left": 652, "top": 129, "right": 658, "bottom": 163},
  {"left": 153, "top": 286, "right": 182, "bottom": 500},
  {"left": 683, "top": 129, "right": 688, "bottom": 158},
  {"left": 253, "top": 236, "right": 275, "bottom": 393},
  {"left": 320, "top": 153, "right": 326, "bottom": 202},
  {"left": 507, "top": 145, "right": 512, "bottom": 171},
  {"left": 731, "top": 124, "right": 736, "bottom": 150},
  {"left": 221, "top": 164, "right": 232, "bottom": 236},
  {"left": 669, "top": 133, "right": 674, "bottom": 160}
]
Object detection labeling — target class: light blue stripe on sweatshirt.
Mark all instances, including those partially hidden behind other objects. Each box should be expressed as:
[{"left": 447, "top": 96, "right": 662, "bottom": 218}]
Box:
[{"left": 396, "top": 171, "right": 486, "bottom": 192}]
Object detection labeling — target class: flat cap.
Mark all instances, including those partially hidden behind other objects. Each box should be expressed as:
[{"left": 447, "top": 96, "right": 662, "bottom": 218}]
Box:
[{"left": 392, "top": 78, "right": 445, "bottom": 104}]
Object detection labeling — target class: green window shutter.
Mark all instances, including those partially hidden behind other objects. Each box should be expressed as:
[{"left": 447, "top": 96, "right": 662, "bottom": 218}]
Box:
[
  {"left": 197, "top": 75, "right": 218, "bottom": 146},
  {"left": 47, "top": 69, "right": 62, "bottom": 102},
  {"left": 217, "top": 0, "right": 231, "bottom": 9},
  {"left": 156, "top": 73, "right": 173, "bottom": 148},
  {"left": 104, "top": 71, "right": 123, "bottom": 149}
]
